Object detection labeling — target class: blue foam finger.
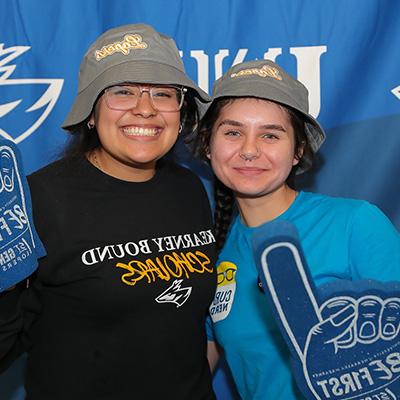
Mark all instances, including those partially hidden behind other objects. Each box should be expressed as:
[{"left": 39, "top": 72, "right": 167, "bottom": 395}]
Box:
[
  {"left": 253, "top": 220, "right": 400, "bottom": 399},
  {"left": 252, "top": 219, "right": 321, "bottom": 357},
  {"left": 0, "top": 139, "right": 45, "bottom": 292}
]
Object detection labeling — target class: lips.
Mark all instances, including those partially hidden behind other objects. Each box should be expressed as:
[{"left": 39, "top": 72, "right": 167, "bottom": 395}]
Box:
[
  {"left": 122, "top": 126, "right": 160, "bottom": 136},
  {"left": 233, "top": 166, "right": 267, "bottom": 176}
]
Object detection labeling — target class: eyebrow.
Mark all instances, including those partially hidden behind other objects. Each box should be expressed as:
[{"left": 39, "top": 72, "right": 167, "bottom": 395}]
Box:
[{"left": 217, "top": 119, "right": 287, "bottom": 132}]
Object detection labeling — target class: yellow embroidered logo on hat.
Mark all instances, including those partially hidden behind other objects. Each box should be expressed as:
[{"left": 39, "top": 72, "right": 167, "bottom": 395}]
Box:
[
  {"left": 230, "top": 64, "right": 282, "bottom": 81},
  {"left": 95, "top": 34, "right": 148, "bottom": 61}
]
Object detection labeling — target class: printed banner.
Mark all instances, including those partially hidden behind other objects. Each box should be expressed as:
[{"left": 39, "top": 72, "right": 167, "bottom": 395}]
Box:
[{"left": 1, "top": 1, "right": 399, "bottom": 399}]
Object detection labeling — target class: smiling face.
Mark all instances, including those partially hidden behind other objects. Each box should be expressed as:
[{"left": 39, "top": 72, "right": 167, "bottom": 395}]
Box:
[
  {"left": 89, "top": 84, "right": 181, "bottom": 181},
  {"left": 208, "top": 98, "right": 300, "bottom": 201}
]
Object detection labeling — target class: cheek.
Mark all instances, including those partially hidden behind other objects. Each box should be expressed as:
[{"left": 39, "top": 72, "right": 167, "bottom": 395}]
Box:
[
  {"left": 162, "top": 115, "right": 180, "bottom": 145},
  {"left": 210, "top": 159, "right": 228, "bottom": 185},
  {"left": 164, "top": 112, "right": 180, "bottom": 129},
  {"left": 267, "top": 145, "right": 298, "bottom": 167},
  {"left": 209, "top": 135, "right": 236, "bottom": 161},
  {"left": 209, "top": 145, "right": 232, "bottom": 166},
  {"left": 209, "top": 146, "right": 235, "bottom": 182},
  {"left": 95, "top": 108, "right": 123, "bottom": 132}
]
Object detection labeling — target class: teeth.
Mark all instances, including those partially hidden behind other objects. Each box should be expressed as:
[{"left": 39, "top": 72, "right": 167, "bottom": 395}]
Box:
[{"left": 123, "top": 127, "right": 158, "bottom": 136}]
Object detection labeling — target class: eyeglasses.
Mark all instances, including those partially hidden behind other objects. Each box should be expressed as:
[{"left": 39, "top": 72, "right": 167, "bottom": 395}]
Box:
[
  {"left": 217, "top": 268, "right": 237, "bottom": 285},
  {"left": 104, "top": 84, "right": 187, "bottom": 112}
]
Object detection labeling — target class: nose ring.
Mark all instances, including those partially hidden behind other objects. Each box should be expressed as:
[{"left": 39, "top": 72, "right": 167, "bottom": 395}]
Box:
[{"left": 239, "top": 151, "right": 260, "bottom": 161}]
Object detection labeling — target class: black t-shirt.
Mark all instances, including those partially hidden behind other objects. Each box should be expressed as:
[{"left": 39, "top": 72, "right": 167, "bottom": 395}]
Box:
[{"left": 1, "top": 156, "right": 217, "bottom": 400}]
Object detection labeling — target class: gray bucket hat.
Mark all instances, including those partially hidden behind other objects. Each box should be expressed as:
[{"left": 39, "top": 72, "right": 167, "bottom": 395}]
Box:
[
  {"left": 211, "top": 60, "right": 325, "bottom": 152},
  {"left": 62, "top": 23, "right": 210, "bottom": 130}
]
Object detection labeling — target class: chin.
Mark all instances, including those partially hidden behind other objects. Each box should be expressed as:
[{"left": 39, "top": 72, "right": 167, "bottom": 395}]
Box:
[{"left": 236, "top": 191, "right": 266, "bottom": 199}]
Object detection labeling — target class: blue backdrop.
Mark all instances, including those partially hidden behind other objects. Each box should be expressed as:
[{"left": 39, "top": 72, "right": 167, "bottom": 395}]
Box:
[{"left": 1, "top": 0, "right": 399, "bottom": 398}]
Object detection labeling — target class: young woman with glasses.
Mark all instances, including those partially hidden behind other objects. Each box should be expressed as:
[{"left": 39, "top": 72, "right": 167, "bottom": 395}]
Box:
[{"left": 0, "top": 24, "right": 217, "bottom": 400}]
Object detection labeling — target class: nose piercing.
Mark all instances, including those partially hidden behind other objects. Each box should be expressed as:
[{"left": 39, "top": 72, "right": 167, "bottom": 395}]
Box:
[{"left": 239, "top": 151, "right": 260, "bottom": 161}]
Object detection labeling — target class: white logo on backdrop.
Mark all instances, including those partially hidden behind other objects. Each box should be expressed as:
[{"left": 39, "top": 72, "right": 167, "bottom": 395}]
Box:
[
  {"left": 0, "top": 43, "right": 63, "bottom": 143},
  {"left": 392, "top": 85, "right": 400, "bottom": 100},
  {"left": 181, "top": 45, "right": 327, "bottom": 118}
]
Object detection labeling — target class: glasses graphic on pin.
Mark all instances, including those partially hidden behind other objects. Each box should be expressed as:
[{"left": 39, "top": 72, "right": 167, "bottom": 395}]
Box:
[{"left": 217, "top": 267, "right": 236, "bottom": 285}]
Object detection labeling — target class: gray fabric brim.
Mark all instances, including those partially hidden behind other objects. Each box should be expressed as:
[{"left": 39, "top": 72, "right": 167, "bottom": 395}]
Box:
[
  {"left": 62, "top": 60, "right": 210, "bottom": 130},
  {"left": 211, "top": 80, "right": 325, "bottom": 153}
]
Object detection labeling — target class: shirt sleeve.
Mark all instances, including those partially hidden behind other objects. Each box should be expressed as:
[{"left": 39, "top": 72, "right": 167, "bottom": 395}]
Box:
[
  {"left": 0, "top": 285, "right": 24, "bottom": 371},
  {"left": 206, "top": 314, "right": 216, "bottom": 342},
  {"left": 0, "top": 279, "right": 43, "bottom": 372},
  {"left": 349, "top": 202, "right": 400, "bottom": 281}
]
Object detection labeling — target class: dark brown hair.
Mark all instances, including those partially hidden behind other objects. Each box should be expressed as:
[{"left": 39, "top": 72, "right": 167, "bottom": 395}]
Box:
[{"left": 192, "top": 97, "right": 314, "bottom": 251}]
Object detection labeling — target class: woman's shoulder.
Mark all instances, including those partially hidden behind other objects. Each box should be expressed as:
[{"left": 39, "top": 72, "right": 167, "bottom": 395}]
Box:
[
  {"left": 300, "top": 191, "right": 374, "bottom": 214},
  {"left": 27, "top": 156, "right": 87, "bottom": 195},
  {"left": 297, "top": 191, "right": 396, "bottom": 232},
  {"left": 28, "top": 156, "right": 83, "bottom": 180}
]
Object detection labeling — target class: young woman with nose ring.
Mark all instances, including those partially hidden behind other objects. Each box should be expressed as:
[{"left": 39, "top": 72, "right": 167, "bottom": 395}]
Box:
[{"left": 193, "top": 59, "right": 400, "bottom": 399}]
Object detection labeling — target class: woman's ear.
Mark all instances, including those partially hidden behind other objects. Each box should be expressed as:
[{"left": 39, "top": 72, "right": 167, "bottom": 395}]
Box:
[
  {"left": 206, "top": 146, "right": 211, "bottom": 160},
  {"left": 87, "top": 114, "right": 95, "bottom": 129},
  {"left": 88, "top": 100, "right": 100, "bottom": 127},
  {"left": 293, "top": 141, "right": 305, "bottom": 166}
]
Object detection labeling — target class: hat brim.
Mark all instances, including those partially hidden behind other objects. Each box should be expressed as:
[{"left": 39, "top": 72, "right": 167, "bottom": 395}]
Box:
[
  {"left": 212, "top": 80, "right": 325, "bottom": 152},
  {"left": 62, "top": 60, "right": 210, "bottom": 130}
]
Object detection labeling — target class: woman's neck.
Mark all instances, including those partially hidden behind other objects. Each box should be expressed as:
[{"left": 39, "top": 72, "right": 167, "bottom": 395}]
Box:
[
  {"left": 236, "top": 185, "right": 298, "bottom": 227},
  {"left": 88, "top": 148, "right": 156, "bottom": 182}
]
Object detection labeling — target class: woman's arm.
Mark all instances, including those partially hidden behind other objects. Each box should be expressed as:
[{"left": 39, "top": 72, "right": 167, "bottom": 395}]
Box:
[
  {"left": 0, "top": 284, "right": 25, "bottom": 370},
  {"left": 207, "top": 339, "right": 221, "bottom": 372}
]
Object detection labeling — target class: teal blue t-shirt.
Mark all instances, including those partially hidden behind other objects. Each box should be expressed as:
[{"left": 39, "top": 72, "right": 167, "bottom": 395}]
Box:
[{"left": 208, "top": 191, "right": 400, "bottom": 399}]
